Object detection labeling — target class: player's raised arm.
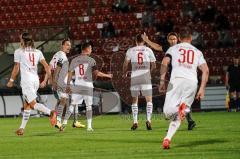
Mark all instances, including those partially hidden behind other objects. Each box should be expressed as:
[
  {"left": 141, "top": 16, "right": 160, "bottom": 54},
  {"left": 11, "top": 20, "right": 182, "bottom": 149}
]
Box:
[
  {"left": 94, "top": 70, "right": 113, "bottom": 78},
  {"left": 141, "top": 32, "right": 163, "bottom": 52},
  {"left": 196, "top": 63, "right": 209, "bottom": 100},
  {"left": 7, "top": 62, "right": 20, "bottom": 88}
]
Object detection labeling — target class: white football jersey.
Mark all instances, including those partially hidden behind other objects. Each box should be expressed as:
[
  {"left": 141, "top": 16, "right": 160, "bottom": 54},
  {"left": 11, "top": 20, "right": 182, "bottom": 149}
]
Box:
[
  {"left": 126, "top": 45, "right": 156, "bottom": 78},
  {"left": 14, "top": 47, "right": 45, "bottom": 82},
  {"left": 49, "top": 51, "right": 68, "bottom": 70},
  {"left": 166, "top": 42, "right": 206, "bottom": 82}
]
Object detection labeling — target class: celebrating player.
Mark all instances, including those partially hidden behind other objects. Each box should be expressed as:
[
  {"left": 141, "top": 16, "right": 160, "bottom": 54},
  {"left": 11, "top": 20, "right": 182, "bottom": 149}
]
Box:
[
  {"left": 7, "top": 32, "right": 57, "bottom": 135},
  {"left": 142, "top": 32, "right": 197, "bottom": 130},
  {"left": 123, "top": 34, "right": 156, "bottom": 130},
  {"left": 159, "top": 27, "right": 209, "bottom": 149},
  {"left": 51, "top": 39, "right": 85, "bottom": 129},
  {"left": 63, "top": 42, "right": 112, "bottom": 131}
]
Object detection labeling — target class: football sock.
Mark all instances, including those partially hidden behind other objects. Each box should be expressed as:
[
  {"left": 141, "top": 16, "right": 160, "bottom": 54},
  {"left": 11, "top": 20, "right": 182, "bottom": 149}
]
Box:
[
  {"left": 33, "top": 103, "right": 51, "bottom": 115},
  {"left": 146, "top": 102, "right": 153, "bottom": 122},
  {"left": 62, "top": 104, "right": 74, "bottom": 125},
  {"left": 186, "top": 112, "right": 194, "bottom": 123},
  {"left": 74, "top": 105, "right": 79, "bottom": 122},
  {"left": 86, "top": 105, "right": 92, "bottom": 128},
  {"left": 56, "top": 104, "right": 64, "bottom": 123},
  {"left": 20, "top": 109, "right": 31, "bottom": 129},
  {"left": 165, "top": 119, "right": 181, "bottom": 141},
  {"left": 131, "top": 104, "right": 138, "bottom": 124}
]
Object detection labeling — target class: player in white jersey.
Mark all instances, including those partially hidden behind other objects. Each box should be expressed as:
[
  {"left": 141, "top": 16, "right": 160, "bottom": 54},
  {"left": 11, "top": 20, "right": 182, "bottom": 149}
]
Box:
[
  {"left": 6, "top": 32, "right": 57, "bottom": 135},
  {"left": 123, "top": 34, "right": 156, "bottom": 130},
  {"left": 159, "top": 27, "right": 209, "bottom": 149},
  {"left": 142, "top": 32, "right": 197, "bottom": 130},
  {"left": 63, "top": 42, "right": 112, "bottom": 131}
]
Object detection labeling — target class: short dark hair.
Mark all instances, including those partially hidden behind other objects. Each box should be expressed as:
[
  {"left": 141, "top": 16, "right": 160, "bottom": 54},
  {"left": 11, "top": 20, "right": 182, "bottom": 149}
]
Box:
[
  {"left": 135, "top": 34, "right": 144, "bottom": 44},
  {"left": 179, "top": 27, "right": 192, "bottom": 39},
  {"left": 21, "top": 32, "right": 34, "bottom": 48},
  {"left": 61, "top": 38, "right": 70, "bottom": 45},
  {"left": 81, "top": 42, "right": 91, "bottom": 51},
  {"left": 167, "top": 32, "right": 178, "bottom": 39}
]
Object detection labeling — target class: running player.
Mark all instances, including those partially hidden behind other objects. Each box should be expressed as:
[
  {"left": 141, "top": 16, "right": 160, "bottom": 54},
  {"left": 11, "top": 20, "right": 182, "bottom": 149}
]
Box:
[
  {"left": 142, "top": 32, "right": 197, "bottom": 130},
  {"left": 159, "top": 27, "right": 209, "bottom": 149},
  {"left": 7, "top": 32, "right": 56, "bottom": 135},
  {"left": 63, "top": 42, "right": 112, "bottom": 131},
  {"left": 123, "top": 34, "right": 156, "bottom": 130}
]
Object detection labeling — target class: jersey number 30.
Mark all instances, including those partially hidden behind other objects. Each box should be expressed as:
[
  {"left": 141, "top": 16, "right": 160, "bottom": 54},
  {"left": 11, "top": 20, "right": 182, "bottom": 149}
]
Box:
[{"left": 178, "top": 49, "right": 194, "bottom": 64}]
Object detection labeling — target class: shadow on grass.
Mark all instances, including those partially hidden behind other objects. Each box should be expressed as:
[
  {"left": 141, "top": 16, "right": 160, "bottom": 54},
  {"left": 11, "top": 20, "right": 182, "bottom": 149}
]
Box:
[{"left": 175, "top": 139, "right": 228, "bottom": 148}]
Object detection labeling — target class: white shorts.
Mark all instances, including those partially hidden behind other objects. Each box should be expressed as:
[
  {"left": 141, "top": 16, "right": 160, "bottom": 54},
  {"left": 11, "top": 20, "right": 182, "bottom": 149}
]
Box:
[
  {"left": 130, "top": 84, "right": 152, "bottom": 97},
  {"left": 57, "top": 87, "right": 69, "bottom": 99},
  {"left": 21, "top": 80, "right": 39, "bottom": 103},
  {"left": 71, "top": 93, "right": 93, "bottom": 106},
  {"left": 163, "top": 78, "right": 197, "bottom": 119}
]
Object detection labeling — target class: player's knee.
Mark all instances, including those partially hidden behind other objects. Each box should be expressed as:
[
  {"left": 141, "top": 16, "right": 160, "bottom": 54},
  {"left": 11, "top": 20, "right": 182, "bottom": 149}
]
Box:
[
  {"left": 59, "top": 98, "right": 67, "bottom": 106},
  {"left": 132, "top": 97, "right": 138, "bottom": 104},
  {"left": 86, "top": 105, "right": 92, "bottom": 111},
  {"left": 29, "top": 100, "right": 36, "bottom": 109},
  {"left": 145, "top": 96, "right": 152, "bottom": 103},
  {"left": 23, "top": 103, "right": 31, "bottom": 110}
]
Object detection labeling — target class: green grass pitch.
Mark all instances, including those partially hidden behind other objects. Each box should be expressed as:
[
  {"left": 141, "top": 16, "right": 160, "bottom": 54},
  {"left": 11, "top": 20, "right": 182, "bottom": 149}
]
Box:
[{"left": 0, "top": 112, "right": 239, "bottom": 159}]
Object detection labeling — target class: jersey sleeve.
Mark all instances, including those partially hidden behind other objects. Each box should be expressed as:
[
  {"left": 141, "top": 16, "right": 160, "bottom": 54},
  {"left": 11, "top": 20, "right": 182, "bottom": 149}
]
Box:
[
  {"left": 165, "top": 47, "right": 173, "bottom": 56},
  {"left": 14, "top": 50, "right": 20, "bottom": 63},
  {"left": 148, "top": 48, "right": 156, "bottom": 62},
  {"left": 39, "top": 50, "right": 45, "bottom": 61},
  {"left": 197, "top": 52, "right": 206, "bottom": 66},
  {"left": 91, "top": 58, "right": 97, "bottom": 72},
  {"left": 126, "top": 48, "right": 131, "bottom": 60}
]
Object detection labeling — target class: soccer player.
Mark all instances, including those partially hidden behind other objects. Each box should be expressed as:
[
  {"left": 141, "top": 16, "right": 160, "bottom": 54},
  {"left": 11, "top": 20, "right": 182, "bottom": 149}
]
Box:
[
  {"left": 123, "top": 34, "right": 156, "bottom": 130},
  {"left": 50, "top": 39, "right": 85, "bottom": 129},
  {"left": 159, "top": 27, "right": 209, "bottom": 149},
  {"left": 225, "top": 56, "right": 240, "bottom": 112},
  {"left": 6, "top": 32, "right": 57, "bottom": 135},
  {"left": 142, "top": 32, "right": 197, "bottom": 130},
  {"left": 63, "top": 42, "right": 112, "bottom": 131}
]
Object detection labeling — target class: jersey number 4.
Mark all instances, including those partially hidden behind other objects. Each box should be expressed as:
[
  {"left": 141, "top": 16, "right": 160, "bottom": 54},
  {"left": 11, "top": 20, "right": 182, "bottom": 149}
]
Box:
[
  {"left": 178, "top": 49, "right": 194, "bottom": 64},
  {"left": 29, "top": 53, "right": 35, "bottom": 66}
]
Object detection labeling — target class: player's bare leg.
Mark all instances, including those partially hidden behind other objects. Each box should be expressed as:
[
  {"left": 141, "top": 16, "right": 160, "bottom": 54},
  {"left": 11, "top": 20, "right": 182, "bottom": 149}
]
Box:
[
  {"left": 29, "top": 100, "right": 56, "bottom": 126},
  {"left": 131, "top": 97, "right": 138, "bottom": 130},
  {"left": 145, "top": 96, "right": 153, "bottom": 130}
]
